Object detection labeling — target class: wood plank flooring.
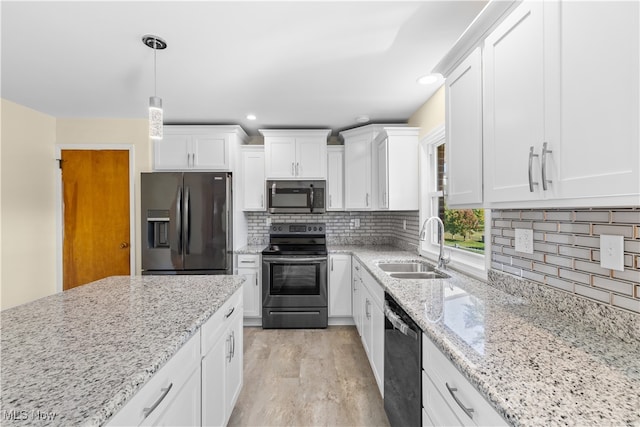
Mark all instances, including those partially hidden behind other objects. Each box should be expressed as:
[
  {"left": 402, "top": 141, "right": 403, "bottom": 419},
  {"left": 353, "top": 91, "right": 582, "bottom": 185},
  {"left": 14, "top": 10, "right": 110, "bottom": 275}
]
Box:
[{"left": 228, "top": 326, "right": 390, "bottom": 427}]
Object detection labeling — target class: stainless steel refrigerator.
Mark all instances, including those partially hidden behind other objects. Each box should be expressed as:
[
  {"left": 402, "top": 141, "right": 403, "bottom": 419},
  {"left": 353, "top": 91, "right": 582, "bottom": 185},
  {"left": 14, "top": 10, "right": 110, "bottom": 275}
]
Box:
[{"left": 141, "top": 172, "right": 232, "bottom": 275}]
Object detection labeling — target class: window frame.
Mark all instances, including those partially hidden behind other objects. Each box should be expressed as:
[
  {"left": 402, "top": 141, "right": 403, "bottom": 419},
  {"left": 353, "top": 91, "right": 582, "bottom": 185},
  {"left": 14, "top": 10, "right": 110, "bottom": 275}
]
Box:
[{"left": 418, "top": 124, "right": 490, "bottom": 280}]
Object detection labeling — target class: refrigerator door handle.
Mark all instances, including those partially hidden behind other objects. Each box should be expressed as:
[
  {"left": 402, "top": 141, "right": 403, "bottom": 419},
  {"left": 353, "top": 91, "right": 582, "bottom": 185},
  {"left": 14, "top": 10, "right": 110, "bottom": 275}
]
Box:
[
  {"left": 184, "top": 186, "right": 190, "bottom": 255},
  {"left": 175, "top": 186, "right": 182, "bottom": 254}
]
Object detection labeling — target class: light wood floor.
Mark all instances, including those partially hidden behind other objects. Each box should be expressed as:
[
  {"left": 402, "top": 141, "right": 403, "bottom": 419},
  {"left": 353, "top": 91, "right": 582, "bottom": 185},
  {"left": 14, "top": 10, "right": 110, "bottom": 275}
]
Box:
[{"left": 228, "top": 326, "right": 391, "bottom": 427}]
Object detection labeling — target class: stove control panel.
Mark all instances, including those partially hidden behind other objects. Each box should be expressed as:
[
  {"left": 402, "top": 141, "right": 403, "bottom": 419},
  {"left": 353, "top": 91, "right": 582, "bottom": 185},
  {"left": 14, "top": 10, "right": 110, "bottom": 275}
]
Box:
[{"left": 270, "top": 223, "right": 325, "bottom": 235}]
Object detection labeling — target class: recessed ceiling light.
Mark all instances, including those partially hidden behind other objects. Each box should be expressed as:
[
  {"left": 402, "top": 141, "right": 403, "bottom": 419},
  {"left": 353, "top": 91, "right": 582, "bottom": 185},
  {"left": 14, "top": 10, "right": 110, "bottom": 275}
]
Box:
[
  {"left": 417, "top": 74, "right": 439, "bottom": 85},
  {"left": 355, "top": 115, "right": 370, "bottom": 123},
  {"left": 246, "top": 114, "right": 257, "bottom": 121}
]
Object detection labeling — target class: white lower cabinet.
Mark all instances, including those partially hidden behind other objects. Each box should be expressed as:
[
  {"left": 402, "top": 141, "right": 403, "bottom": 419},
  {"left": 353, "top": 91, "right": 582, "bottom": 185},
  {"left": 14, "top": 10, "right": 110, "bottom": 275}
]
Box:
[
  {"left": 352, "top": 260, "right": 364, "bottom": 336},
  {"left": 202, "top": 289, "right": 243, "bottom": 427},
  {"left": 237, "top": 254, "right": 261, "bottom": 318},
  {"left": 107, "top": 333, "right": 201, "bottom": 427},
  {"left": 422, "top": 336, "right": 506, "bottom": 427},
  {"left": 328, "top": 254, "right": 351, "bottom": 317}
]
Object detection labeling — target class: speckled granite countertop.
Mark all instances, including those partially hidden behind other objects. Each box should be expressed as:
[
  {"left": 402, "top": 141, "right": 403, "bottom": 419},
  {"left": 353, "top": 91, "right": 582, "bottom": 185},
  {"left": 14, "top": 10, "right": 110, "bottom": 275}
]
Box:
[
  {"left": 0, "top": 275, "right": 244, "bottom": 427},
  {"left": 329, "top": 245, "right": 640, "bottom": 426}
]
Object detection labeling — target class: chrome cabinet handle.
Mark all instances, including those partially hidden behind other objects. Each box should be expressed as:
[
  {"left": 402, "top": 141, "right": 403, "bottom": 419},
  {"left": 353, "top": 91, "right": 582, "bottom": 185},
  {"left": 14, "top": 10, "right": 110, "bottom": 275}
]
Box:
[
  {"left": 365, "top": 193, "right": 369, "bottom": 206},
  {"left": 260, "top": 194, "right": 263, "bottom": 208},
  {"left": 365, "top": 299, "right": 371, "bottom": 319},
  {"left": 528, "top": 146, "right": 539, "bottom": 192},
  {"left": 255, "top": 275, "right": 258, "bottom": 287},
  {"left": 143, "top": 383, "right": 173, "bottom": 419},
  {"left": 329, "top": 194, "right": 332, "bottom": 207},
  {"left": 226, "top": 335, "right": 232, "bottom": 363},
  {"left": 291, "top": 162, "right": 295, "bottom": 176},
  {"left": 541, "top": 142, "right": 552, "bottom": 191},
  {"left": 331, "top": 258, "right": 334, "bottom": 271},
  {"left": 446, "top": 383, "right": 474, "bottom": 419},
  {"left": 354, "top": 265, "right": 360, "bottom": 271},
  {"left": 296, "top": 162, "right": 300, "bottom": 176},
  {"left": 225, "top": 306, "right": 235, "bottom": 319},
  {"left": 231, "top": 330, "right": 235, "bottom": 359}
]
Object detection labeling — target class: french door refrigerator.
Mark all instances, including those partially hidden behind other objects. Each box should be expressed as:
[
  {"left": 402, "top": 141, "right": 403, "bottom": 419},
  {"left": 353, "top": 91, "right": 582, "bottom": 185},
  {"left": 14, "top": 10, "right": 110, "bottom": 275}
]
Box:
[{"left": 141, "top": 172, "right": 232, "bottom": 275}]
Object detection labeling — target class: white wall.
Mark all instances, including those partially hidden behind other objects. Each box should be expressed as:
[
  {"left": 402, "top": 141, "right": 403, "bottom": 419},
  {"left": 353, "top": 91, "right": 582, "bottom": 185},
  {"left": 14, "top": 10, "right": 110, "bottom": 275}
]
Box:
[{"left": 1, "top": 99, "right": 57, "bottom": 309}]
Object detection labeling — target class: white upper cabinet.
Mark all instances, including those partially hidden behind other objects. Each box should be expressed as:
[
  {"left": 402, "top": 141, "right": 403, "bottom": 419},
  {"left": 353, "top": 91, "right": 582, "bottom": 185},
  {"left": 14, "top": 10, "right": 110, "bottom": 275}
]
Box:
[
  {"left": 375, "top": 127, "right": 419, "bottom": 210},
  {"left": 327, "top": 146, "right": 345, "bottom": 211},
  {"left": 445, "top": 47, "right": 483, "bottom": 207},
  {"left": 240, "top": 146, "right": 265, "bottom": 211},
  {"left": 483, "top": 0, "right": 640, "bottom": 208},
  {"left": 155, "top": 125, "right": 247, "bottom": 171},
  {"left": 261, "top": 129, "right": 330, "bottom": 179},
  {"left": 483, "top": 0, "right": 550, "bottom": 205},
  {"left": 340, "top": 124, "right": 382, "bottom": 210},
  {"left": 551, "top": 0, "right": 639, "bottom": 205}
]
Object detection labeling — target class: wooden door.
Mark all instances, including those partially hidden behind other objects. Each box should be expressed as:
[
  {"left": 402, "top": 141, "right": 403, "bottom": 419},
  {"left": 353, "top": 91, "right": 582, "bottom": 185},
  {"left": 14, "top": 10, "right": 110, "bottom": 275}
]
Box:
[{"left": 62, "top": 150, "right": 130, "bottom": 290}]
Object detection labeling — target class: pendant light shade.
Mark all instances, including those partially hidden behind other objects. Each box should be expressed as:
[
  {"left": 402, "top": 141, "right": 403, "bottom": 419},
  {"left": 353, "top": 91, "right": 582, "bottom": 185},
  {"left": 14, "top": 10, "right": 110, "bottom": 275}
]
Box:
[{"left": 143, "top": 35, "right": 167, "bottom": 140}]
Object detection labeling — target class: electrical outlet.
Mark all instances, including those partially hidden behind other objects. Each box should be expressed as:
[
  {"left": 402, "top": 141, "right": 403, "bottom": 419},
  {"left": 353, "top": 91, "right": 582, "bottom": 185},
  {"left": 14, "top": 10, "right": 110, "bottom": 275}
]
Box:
[
  {"left": 600, "top": 235, "right": 624, "bottom": 271},
  {"left": 515, "top": 229, "right": 533, "bottom": 254},
  {"left": 354, "top": 218, "right": 360, "bottom": 228},
  {"left": 403, "top": 219, "right": 407, "bottom": 230},
  {"left": 266, "top": 217, "right": 272, "bottom": 226}
]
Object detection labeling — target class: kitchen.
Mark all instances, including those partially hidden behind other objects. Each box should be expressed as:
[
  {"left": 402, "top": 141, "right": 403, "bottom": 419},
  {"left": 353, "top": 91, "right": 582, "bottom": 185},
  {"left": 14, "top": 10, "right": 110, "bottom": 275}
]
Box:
[{"left": 1, "top": 1, "right": 640, "bottom": 426}]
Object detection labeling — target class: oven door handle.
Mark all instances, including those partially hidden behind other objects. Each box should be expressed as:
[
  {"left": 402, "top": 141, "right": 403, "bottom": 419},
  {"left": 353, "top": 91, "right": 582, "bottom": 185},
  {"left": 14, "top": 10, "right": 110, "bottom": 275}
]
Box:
[
  {"left": 384, "top": 302, "right": 418, "bottom": 340},
  {"left": 264, "top": 257, "right": 326, "bottom": 263}
]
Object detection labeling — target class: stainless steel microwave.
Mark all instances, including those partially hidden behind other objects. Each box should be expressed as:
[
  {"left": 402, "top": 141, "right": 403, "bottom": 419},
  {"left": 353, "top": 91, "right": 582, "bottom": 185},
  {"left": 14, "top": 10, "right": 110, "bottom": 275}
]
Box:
[{"left": 267, "top": 180, "right": 325, "bottom": 214}]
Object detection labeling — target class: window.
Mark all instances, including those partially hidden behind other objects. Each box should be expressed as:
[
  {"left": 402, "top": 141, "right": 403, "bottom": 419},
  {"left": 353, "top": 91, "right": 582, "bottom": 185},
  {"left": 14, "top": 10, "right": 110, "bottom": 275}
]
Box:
[{"left": 419, "top": 125, "right": 488, "bottom": 278}]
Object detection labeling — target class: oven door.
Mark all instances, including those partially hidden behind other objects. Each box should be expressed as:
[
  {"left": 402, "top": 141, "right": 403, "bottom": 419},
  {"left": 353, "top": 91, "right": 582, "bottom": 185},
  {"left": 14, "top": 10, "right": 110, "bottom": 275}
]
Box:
[{"left": 262, "top": 256, "right": 327, "bottom": 308}]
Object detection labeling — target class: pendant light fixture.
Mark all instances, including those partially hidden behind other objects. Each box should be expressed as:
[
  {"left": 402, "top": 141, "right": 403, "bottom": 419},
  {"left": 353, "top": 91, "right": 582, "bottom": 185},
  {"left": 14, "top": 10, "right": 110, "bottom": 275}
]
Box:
[{"left": 143, "top": 34, "right": 167, "bottom": 140}]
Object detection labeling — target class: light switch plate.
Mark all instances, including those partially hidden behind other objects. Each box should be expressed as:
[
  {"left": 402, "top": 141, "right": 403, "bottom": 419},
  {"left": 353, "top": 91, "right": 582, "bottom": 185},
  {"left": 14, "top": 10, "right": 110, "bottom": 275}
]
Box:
[
  {"left": 354, "top": 218, "right": 360, "bottom": 228},
  {"left": 600, "top": 235, "right": 624, "bottom": 271},
  {"left": 515, "top": 229, "right": 534, "bottom": 254},
  {"left": 266, "top": 217, "right": 272, "bottom": 226}
]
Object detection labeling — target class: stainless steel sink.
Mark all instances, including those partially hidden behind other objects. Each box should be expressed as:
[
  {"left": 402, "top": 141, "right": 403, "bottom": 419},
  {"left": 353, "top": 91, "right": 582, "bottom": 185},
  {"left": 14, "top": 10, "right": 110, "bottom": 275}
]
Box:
[
  {"left": 389, "top": 271, "right": 448, "bottom": 280},
  {"left": 375, "top": 261, "right": 449, "bottom": 280},
  {"left": 376, "top": 262, "right": 436, "bottom": 273}
]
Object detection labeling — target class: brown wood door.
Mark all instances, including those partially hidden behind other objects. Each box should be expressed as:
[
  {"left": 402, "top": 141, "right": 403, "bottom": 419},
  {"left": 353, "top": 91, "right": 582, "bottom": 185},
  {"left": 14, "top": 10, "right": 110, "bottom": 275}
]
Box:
[{"left": 62, "top": 150, "right": 130, "bottom": 290}]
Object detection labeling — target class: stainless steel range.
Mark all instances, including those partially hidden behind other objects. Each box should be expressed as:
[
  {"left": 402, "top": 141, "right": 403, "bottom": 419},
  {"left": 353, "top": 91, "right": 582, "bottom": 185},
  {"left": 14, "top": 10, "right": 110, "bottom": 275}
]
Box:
[{"left": 262, "top": 223, "right": 328, "bottom": 329}]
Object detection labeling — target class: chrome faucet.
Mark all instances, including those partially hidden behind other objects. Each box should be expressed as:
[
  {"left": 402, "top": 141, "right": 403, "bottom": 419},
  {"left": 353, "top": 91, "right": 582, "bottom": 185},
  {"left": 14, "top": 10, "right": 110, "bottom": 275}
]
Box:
[{"left": 419, "top": 216, "right": 450, "bottom": 270}]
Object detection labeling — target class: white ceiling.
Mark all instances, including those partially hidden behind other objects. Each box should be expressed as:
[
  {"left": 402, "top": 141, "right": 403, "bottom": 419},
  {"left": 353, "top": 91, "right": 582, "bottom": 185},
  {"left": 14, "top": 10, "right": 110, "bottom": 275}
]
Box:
[{"left": 1, "top": 1, "right": 487, "bottom": 135}]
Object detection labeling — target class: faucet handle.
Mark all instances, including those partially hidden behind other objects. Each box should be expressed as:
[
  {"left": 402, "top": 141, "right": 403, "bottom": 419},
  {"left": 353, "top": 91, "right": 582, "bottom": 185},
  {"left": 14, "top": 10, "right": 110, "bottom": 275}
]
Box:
[{"left": 441, "top": 250, "right": 451, "bottom": 268}]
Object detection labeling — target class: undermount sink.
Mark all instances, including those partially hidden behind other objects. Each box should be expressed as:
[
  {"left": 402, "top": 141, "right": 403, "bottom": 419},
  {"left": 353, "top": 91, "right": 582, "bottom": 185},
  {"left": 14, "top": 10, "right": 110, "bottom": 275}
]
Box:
[{"left": 375, "top": 261, "right": 449, "bottom": 280}]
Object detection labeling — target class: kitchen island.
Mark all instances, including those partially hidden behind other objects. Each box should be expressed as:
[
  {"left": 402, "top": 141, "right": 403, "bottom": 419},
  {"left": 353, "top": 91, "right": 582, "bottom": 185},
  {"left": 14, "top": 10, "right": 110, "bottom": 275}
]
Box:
[
  {"left": 0, "top": 275, "right": 244, "bottom": 426},
  {"left": 331, "top": 245, "right": 640, "bottom": 426}
]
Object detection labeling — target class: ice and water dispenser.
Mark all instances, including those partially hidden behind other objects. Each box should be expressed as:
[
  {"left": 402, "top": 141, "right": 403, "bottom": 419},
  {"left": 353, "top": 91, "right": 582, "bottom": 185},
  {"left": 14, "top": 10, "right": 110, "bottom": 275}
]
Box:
[{"left": 146, "top": 209, "right": 170, "bottom": 248}]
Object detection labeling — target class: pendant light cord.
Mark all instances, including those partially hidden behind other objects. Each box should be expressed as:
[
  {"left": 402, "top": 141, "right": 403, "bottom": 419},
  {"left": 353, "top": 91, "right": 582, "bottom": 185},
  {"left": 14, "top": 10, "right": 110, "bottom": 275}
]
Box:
[{"left": 153, "top": 40, "right": 157, "bottom": 97}]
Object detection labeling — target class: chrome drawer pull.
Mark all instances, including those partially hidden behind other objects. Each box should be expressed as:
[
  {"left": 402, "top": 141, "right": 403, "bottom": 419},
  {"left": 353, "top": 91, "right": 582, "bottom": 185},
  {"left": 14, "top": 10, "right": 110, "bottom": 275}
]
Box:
[
  {"left": 143, "top": 383, "right": 173, "bottom": 419},
  {"left": 446, "top": 382, "right": 474, "bottom": 419},
  {"left": 541, "top": 142, "right": 552, "bottom": 191},
  {"left": 225, "top": 307, "right": 235, "bottom": 318}
]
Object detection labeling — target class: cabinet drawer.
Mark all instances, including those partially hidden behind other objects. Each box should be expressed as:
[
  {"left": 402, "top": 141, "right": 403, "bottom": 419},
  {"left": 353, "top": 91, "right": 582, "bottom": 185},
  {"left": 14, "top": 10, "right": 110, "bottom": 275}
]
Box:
[
  {"left": 237, "top": 254, "right": 260, "bottom": 268},
  {"left": 423, "top": 336, "right": 507, "bottom": 427},
  {"left": 360, "top": 267, "right": 384, "bottom": 309},
  {"left": 107, "top": 332, "right": 200, "bottom": 426},
  {"left": 422, "top": 371, "right": 469, "bottom": 426},
  {"left": 201, "top": 288, "right": 243, "bottom": 355}
]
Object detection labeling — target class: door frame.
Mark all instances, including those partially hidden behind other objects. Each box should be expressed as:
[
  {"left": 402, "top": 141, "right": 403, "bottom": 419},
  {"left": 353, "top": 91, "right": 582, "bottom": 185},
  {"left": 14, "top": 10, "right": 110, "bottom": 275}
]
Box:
[{"left": 55, "top": 144, "right": 136, "bottom": 292}]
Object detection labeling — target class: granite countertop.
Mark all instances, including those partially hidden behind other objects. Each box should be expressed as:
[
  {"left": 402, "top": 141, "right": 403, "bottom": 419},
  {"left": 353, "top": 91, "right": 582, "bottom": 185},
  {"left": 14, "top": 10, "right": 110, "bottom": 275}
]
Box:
[
  {"left": 329, "top": 245, "right": 640, "bottom": 426},
  {"left": 0, "top": 275, "right": 245, "bottom": 427}
]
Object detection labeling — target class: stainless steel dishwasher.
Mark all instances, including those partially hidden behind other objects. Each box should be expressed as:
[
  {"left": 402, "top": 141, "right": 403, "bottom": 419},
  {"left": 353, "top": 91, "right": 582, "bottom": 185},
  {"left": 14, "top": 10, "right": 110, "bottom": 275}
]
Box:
[{"left": 384, "top": 292, "right": 422, "bottom": 427}]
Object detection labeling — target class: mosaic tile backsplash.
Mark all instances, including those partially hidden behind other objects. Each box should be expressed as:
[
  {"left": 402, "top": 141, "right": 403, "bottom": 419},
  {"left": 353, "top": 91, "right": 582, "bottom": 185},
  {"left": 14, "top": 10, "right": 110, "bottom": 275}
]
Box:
[
  {"left": 245, "top": 211, "right": 420, "bottom": 251},
  {"left": 491, "top": 208, "right": 640, "bottom": 314}
]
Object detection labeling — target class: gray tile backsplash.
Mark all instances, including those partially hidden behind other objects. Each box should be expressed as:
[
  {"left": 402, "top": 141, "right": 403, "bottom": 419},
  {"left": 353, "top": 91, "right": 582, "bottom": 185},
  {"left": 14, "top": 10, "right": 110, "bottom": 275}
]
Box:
[
  {"left": 491, "top": 207, "right": 640, "bottom": 315},
  {"left": 245, "top": 211, "right": 419, "bottom": 251}
]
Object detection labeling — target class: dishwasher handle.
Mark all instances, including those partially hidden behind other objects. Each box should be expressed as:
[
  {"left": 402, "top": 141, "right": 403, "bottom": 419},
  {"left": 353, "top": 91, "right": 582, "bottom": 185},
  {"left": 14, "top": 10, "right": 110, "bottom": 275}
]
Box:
[{"left": 384, "top": 301, "right": 418, "bottom": 340}]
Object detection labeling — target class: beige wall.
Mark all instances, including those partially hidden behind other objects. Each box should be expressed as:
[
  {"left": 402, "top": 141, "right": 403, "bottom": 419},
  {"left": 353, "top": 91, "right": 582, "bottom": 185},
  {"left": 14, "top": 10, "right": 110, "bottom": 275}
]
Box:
[
  {"left": 1, "top": 99, "right": 57, "bottom": 309},
  {"left": 408, "top": 85, "right": 445, "bottom": 138},
  {"left": 1, "top": 100, "right": 150, "bottom": 310}
]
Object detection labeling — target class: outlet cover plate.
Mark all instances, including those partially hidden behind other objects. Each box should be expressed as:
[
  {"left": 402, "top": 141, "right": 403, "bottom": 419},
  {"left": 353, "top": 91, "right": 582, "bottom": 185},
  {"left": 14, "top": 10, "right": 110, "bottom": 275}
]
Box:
[
  {"left": 515, "top": 229, "right": 534, "bottom": 254},
  {"left": 600, "top": 235, "right": 624, "bottom": 271}
]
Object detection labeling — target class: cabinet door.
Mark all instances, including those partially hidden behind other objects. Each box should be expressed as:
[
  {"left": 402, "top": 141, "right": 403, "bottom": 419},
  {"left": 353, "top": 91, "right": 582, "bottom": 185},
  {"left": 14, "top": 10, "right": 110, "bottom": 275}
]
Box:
[
  {"left": 148, "top": 367, "right": 201, "bottom": 427},
  {"left": 265, "top": 137, "right": 296, "bottom": 178},
  {"left": 483, "top": 1, "right": 546, "bottom": 204},
  {"left": 328, "top": 254, "right": 352, "bottom": 317},
  {"left": 345, "top": 136, "right": 372, "bottom": 209},
  {"left": 296, "top": 137, "right": 327, "bottom": 179},
  {"left": 225, "top": 310, "right": 243, "bottom": 421},
  {"left": 327, "top": 147, "right": 344, "bottom": 210},
  {"left": 377, "top": 138, "right": 389, "bottom": 209},
  {"left": 192, "top": 134, "right": 229, "bottom": 170},
  {"left": 238, "top": 267, "right": 260, "bottom": 317},
  {"left": 352, "top": 267, "right": 362, "bottom": 336},
  {"left": 554, "top": 1, "right": 640, "bottom": 204},
  {"left": 154, "top": 134, "right": 190, "bottom": 170},
  {"left": 201, "top": 331, "right": 228, "bottom": 427},
  {"left": 361, "top": 294, "right": 372, "bottom": 357},
  {"left": 241, "top": 149, "right": 266, "bottom": 211},
  {"left": 446, "top": 47, "right": 483, "bottom": 207},
  {"left": 371, "top": 299, "right": 385, "bottom": 396}
]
